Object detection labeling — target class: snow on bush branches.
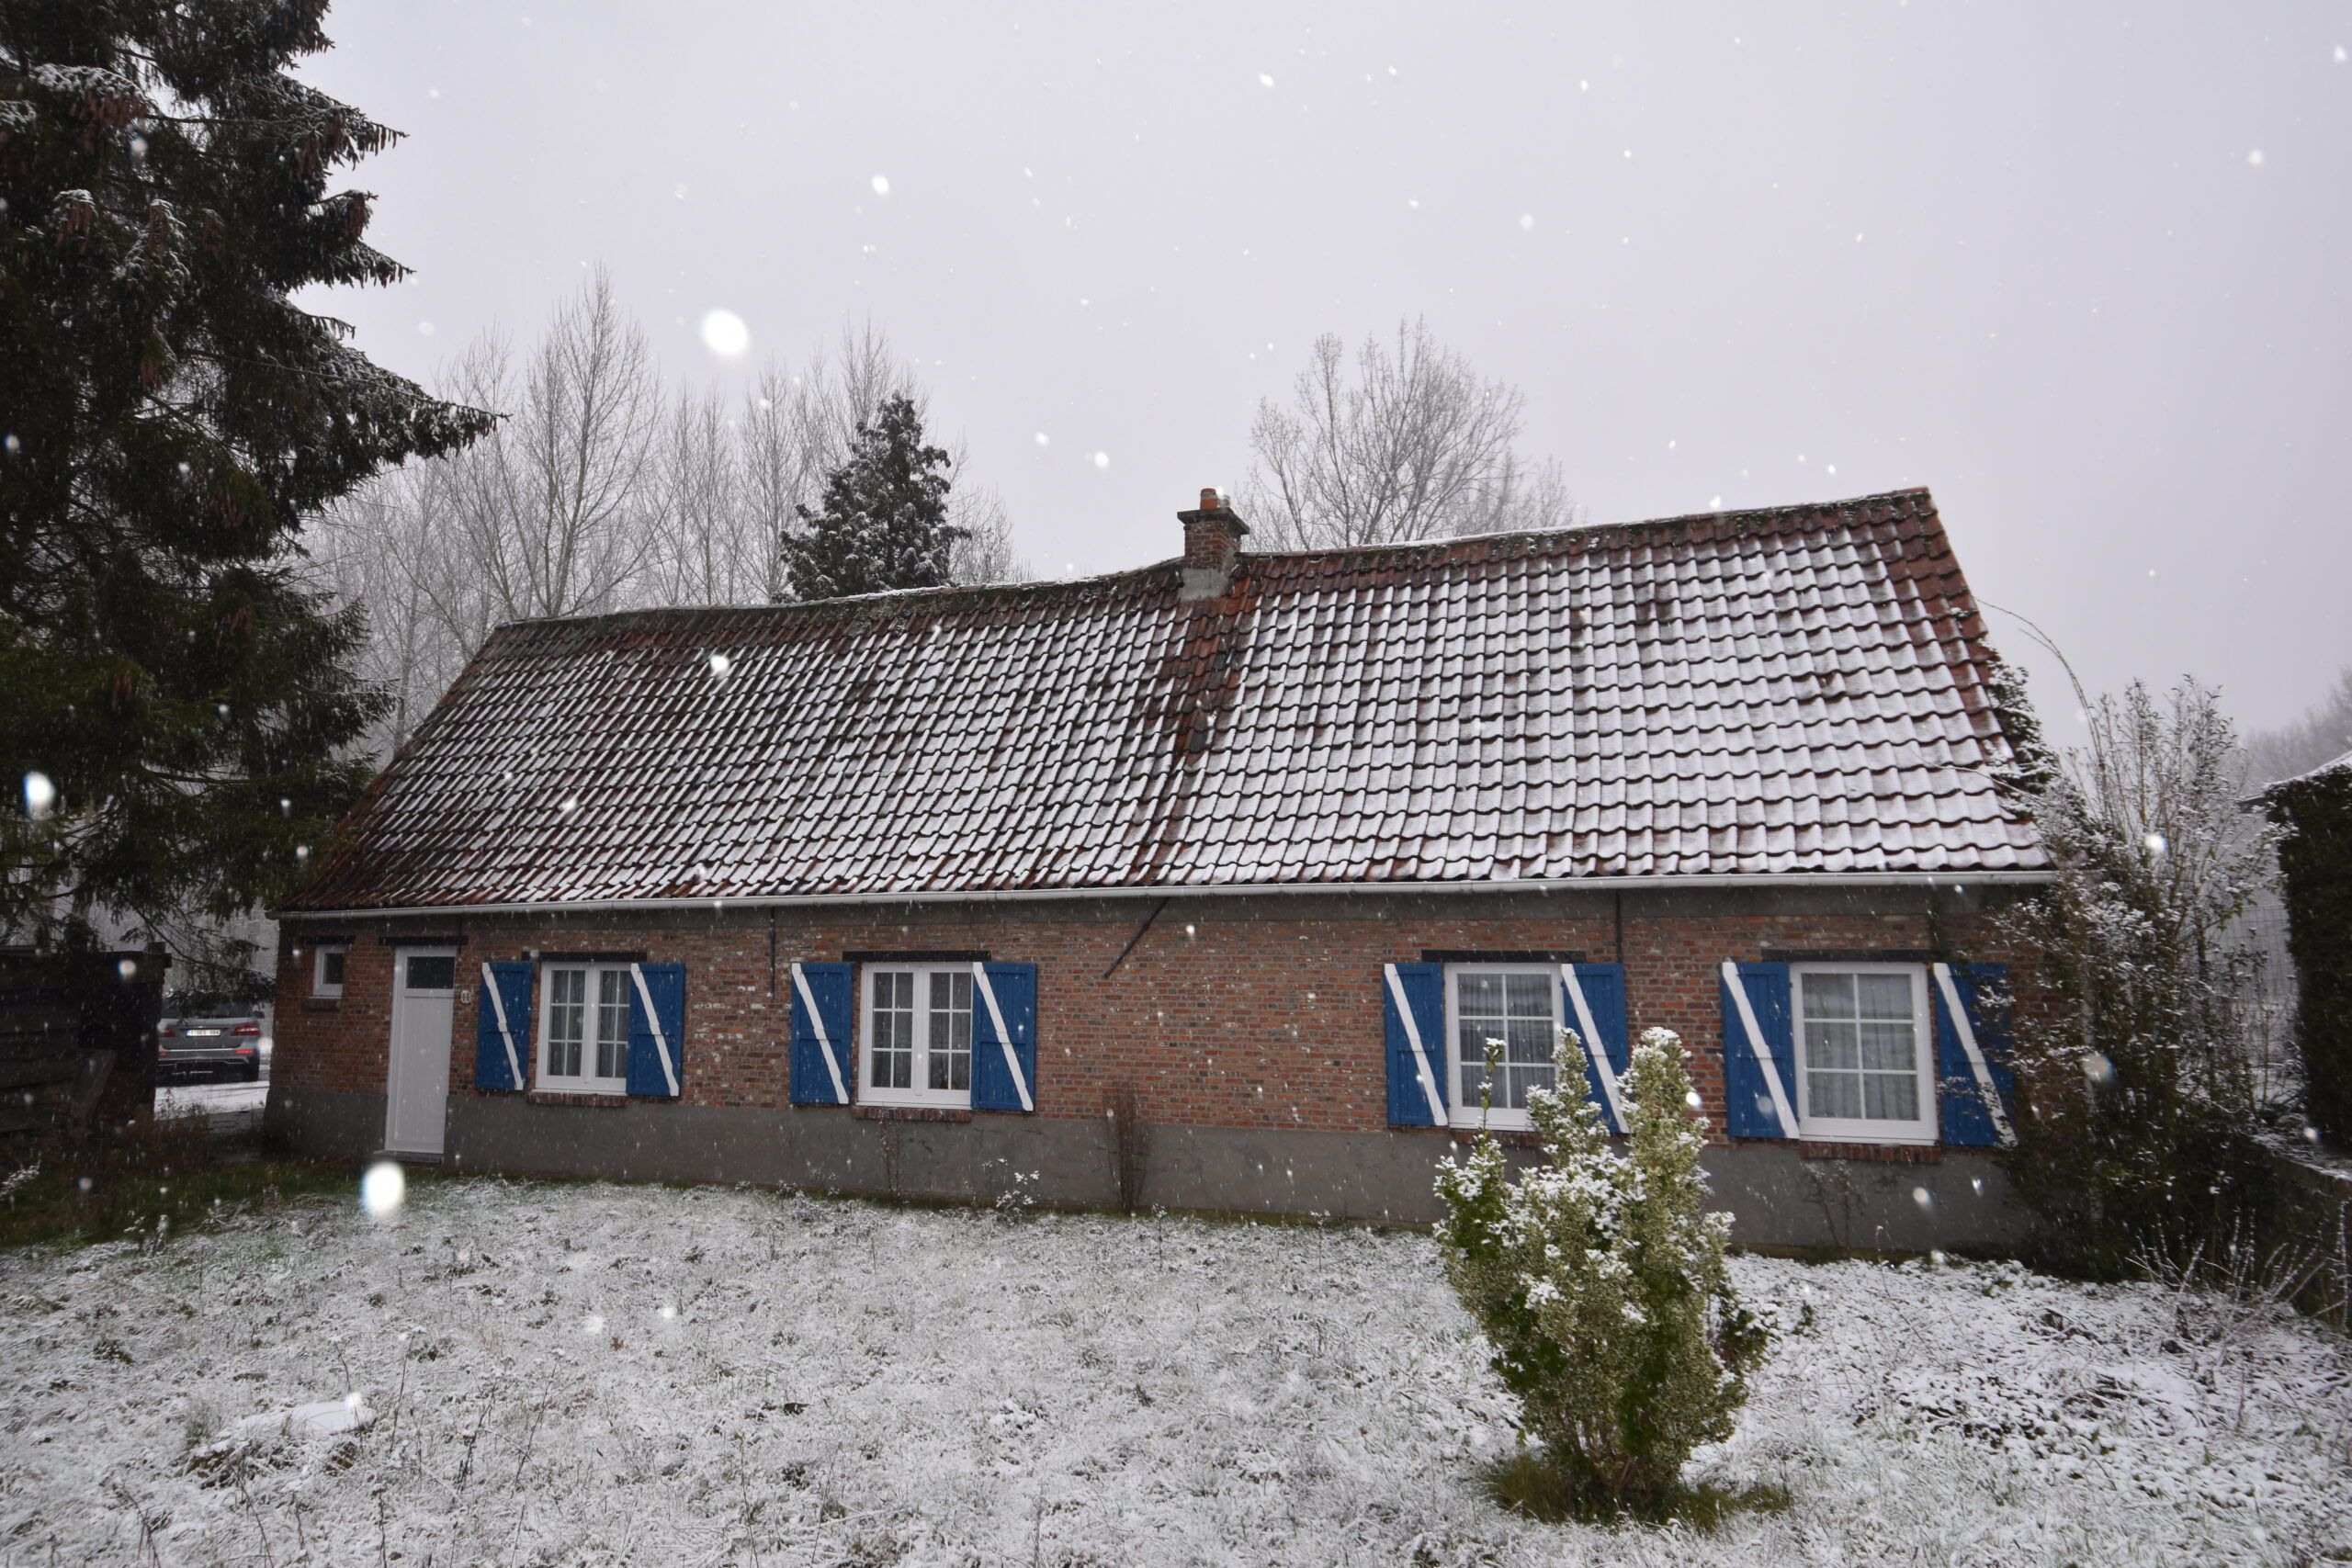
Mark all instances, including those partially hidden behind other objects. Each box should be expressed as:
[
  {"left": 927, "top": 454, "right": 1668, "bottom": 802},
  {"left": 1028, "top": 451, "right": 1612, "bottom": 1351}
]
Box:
[{"left": 1436, "top": 1025, "right": 1765, "bottom": 1514}]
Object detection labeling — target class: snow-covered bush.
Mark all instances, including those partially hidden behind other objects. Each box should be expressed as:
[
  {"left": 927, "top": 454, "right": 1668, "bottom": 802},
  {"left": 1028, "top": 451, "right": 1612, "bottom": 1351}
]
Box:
[
  {"left": 1999, "top": 679, "right": 2281, "bottom": 1277},
  {"left": 1435, "top": 1025, "right": 1765, "bottom": 1515}
]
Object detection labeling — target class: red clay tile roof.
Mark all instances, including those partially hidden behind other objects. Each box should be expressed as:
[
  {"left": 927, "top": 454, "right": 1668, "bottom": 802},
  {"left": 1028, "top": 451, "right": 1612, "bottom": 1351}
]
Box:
[{"left": 284, "top": 488, "right": 2048, "bottom": 912}]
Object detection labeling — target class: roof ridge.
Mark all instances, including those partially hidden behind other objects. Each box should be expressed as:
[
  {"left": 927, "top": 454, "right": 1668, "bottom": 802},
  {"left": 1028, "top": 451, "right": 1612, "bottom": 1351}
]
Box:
[
  {"left": 492, "top": 558, "right": 1175, "bottom": 636},
  {"left": 1243, "top": 487, "right": 1935, "bottom": 564},
  {"left": 492, "top": 486, "right": 1939, "bottom": 640}
]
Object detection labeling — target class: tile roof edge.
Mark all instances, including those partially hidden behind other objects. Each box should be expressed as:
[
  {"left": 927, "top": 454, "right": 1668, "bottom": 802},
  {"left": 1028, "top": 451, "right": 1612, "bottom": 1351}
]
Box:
[
  {"left": 273, "top": 865, "right": 2057, "bottom": 919},
  {"left": 281, "top": 630, "right": 513, "bottom": 908}
]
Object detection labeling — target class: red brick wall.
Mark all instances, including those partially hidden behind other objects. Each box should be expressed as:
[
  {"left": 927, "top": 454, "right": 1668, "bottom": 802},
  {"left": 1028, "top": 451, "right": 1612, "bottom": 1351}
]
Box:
[
  {"left": 274, "top": 937, "right": 399, "bottom": 1096},
  {"left": 274, "top": 887, "right": 2036, "bottom": 1142}
]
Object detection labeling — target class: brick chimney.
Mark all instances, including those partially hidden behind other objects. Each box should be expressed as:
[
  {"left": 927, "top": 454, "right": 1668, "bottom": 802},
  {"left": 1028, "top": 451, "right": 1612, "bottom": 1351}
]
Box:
[{"left": 1178, "top": 487, "right": 1248, "bottom": 594}]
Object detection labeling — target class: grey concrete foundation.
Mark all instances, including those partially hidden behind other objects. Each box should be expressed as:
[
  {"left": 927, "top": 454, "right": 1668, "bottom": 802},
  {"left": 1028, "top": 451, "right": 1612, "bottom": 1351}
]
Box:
[
  {"left": 266, "top": 1087, "right": 2030, "bottom": 1251},
  {"left": 263, "top": 1086, "right": 386, "bottom": 1161}
]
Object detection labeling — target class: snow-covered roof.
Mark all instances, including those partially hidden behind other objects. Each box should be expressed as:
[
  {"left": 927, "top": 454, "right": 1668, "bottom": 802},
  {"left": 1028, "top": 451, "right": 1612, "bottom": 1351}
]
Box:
[
  {"left": 285, "top": 487, "right": 2047, "bottom": 913},
  {"left": 2264, "top": 747, "right": 2352, "bottom": 794}
]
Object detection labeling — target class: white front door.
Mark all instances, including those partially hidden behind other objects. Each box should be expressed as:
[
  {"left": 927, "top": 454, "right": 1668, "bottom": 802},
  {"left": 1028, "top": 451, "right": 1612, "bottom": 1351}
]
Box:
[{"left": 385, "top": 948, "right": 458, "bottom": 1156}]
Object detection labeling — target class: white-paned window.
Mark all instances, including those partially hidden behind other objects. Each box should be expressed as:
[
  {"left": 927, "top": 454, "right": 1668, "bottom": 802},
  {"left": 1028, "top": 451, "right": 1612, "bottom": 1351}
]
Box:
[
  {"left": 860, "top": 964, "right": 974, "bottom": 1109},
  {"left": 538, "top": 964, "right": 633, "bottom": 1093},
  {"left": 1444, "top": 964, "right": 1562, "bottom": 1131},
  {"left": 311, "top": 943, "right": 348, "bottom": 998},
  {"left": 1792, "top": 964, "right": 1935, "bottom": 1144}
]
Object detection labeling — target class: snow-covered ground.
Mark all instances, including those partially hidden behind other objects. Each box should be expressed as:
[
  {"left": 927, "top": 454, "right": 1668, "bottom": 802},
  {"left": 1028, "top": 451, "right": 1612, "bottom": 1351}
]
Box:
[
  {"left": 156, "top": 1047, "right": 270, "bottom": 1137},
  {"left": 154, "top": 1077, "right": 269, "bottom": 1132},
  {"left": 2, "top": 1179, "right": 2346, "bottom": 1566}
]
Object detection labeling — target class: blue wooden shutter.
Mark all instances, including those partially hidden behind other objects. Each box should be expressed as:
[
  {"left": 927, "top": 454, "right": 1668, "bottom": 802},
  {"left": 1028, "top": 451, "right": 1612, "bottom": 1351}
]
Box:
[
  {"left": 1382, "top": 962, "right": 1447, "bottom": 1127},
  {"left": 625, "top": 963, "right": 685, "bottom": 1099},
  {"left": 1719, "top": 961, "right": 1797, "bottom": 1138},
  {"left": 1934, "top": 961, "right": 2018, "bottom": 1147},
  {"left": 788, "top": 962, "right": 854, "bottom": 1106},
  {"left": 971, "top": 963, "right": 1038, "bottom": 1112},
  {"left": 1561, "top": 963, "right": 1632, "bottom": 1134},
  {"left": 474, "top": 961, "right": 533, "bottom": 1092}
]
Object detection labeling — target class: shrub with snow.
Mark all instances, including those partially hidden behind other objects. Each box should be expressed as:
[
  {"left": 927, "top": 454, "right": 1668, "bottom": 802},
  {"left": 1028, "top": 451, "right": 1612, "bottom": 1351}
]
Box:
[
  {"left": 1999, "top": 678, "right": 2281, "bottom": 1276},
  {"left": 1436, "top": 1025, "right": 1765, "bottom": 1515}
]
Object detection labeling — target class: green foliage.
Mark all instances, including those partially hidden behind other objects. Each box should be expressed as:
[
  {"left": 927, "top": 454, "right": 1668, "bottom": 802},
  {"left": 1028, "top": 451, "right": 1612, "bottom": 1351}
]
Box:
[
  {"left": 1435, "top": 1024, "right": 1765, "bottom": 1516},
  {"left": 1984, "top": 654, "right": 2057, "bottom": 799},
  {"left": 1484, "top": 1447, "right": 1790, "bottom": 1529},
  {"left": 778, "top": 393, "right": 960, "bottom": 602},
  {"left": 0, "top": 1126, "right": 350, "bottom": 1253},
  {"left": 2267, "top": 763, "right": 2352, "bottom": 1147},
  {"left": 2001, "top": 679, "right": 2278, "bottom": 1275},
  {"left": 1, "top": 0, "right": 490, "bottom": 978}
]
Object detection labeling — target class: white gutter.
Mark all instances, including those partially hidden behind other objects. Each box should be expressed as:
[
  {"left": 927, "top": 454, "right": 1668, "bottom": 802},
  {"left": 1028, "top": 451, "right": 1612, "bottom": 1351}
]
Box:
[{"left": 275, "top": 869, "right": 2053, "bottom": 923}]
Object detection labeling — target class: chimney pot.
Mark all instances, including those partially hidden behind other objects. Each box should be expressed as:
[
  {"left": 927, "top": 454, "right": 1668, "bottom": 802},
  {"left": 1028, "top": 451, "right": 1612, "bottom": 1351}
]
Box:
[{"left": 1179, "top": 483, "right": 1249, "bottom": 584}]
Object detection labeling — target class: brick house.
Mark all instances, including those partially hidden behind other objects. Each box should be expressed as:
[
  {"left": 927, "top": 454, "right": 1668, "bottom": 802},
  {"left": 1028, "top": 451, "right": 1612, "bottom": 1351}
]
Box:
[{"left": 268, "top": 486, "right": 2046, "bottom": 1248}]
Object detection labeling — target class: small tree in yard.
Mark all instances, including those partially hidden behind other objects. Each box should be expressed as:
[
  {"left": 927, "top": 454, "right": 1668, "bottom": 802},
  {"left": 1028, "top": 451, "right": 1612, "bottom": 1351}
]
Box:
[
  {"left": 1437, "top": 1024, "right": 1765, "bottom": 1517},
  {"left": 2000, "top": 678, "right": 2279, "bottom": 1276}
]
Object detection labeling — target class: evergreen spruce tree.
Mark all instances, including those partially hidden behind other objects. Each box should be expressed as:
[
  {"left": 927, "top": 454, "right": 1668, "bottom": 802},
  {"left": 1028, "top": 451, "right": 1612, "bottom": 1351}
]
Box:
[
  {"left": 779, "top": 393, "right": 960, "bottom": 602},
  {"left": 0, "top": 1, "right": 490, "bottom": 975}
]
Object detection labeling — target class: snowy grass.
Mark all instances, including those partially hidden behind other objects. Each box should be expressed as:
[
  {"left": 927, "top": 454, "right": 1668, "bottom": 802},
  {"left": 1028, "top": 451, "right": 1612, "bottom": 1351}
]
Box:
[{"left": 2, "top": 1176, "right": 2347, "bottom": 1565}]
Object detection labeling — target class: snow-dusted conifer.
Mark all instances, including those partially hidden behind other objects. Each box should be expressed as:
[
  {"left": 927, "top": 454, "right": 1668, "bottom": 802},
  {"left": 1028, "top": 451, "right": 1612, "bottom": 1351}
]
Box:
[
  {"left": 0, "top": 0, "right": 490, "bottom": 973},
  {"left": 1436, "top": 1024, "right": 1764, "bottom": 1513},
  {"left": 778, "top": 393, "right": 960, "bottom": 601}
]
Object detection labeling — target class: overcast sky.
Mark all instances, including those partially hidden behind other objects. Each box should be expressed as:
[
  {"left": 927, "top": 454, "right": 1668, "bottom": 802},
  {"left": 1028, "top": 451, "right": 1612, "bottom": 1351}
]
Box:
[{"left": 299, "top": 1, "right": 2349, "bottom": 735}]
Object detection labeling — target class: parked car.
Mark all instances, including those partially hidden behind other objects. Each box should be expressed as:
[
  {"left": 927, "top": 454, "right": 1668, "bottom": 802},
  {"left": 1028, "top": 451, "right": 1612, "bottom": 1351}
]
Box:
[{"left": 157, "top": 994, "right": 268, "bottom": 1082}]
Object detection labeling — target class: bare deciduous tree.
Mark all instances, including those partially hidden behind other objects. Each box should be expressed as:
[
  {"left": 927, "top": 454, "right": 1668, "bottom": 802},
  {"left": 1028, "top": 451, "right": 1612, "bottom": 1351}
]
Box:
[
  {"left": 648, "top": 387, "right": 754, "bottom": 604},
  {"left": 738, "top": 363, "right": 829, "bottom": 603},
  {"left": 2243, "top": 666, "right": 2352, "bottom": 786},
  {"left": 439, "top": 269, "right": 663, "bottom": 625},
  {"left": 947, "top": 486, "right": 1025, "bottom": 586},
  {"left": 1241, "top": 318, "right": 1577, "bottom": 549},
  {"left": 311, "top": 465, "right": 464, "bottom": 754},
  {"left": 313, "top": 296, "right": 1023, "bottom": 758},
  {"left": 808, "top": 319, "right": 922, "bottom": 464}
]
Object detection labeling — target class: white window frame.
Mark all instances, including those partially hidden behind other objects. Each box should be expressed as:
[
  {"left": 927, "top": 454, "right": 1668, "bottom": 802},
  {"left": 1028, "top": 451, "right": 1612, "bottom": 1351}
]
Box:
[
  {"left": 311, "top": 943, "right": 348, "bottom": 998},
  {"left": 858, "top": 964, "right": 976, "bottom": 1111},
  {"left": 1791, "top": 962, "right": 1938, "bottom": 1145},
  {"left": 536, "top": 962, "right": 634, "bottom": 1095},
  {"left": 1442, "top": 963, "right": 1565, "bottom": 1132}
]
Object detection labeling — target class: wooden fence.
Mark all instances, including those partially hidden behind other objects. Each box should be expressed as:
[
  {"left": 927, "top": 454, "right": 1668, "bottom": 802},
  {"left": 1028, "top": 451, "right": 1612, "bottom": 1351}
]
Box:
[{"left": 0, "top": 946, "right": 164, "bottom": 1142}]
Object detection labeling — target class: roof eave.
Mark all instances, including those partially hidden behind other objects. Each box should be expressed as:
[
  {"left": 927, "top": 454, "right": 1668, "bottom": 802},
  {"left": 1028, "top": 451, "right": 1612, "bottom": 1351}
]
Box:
[{"left": 275, "top": 867, "right": 2056, "bottom": 922}]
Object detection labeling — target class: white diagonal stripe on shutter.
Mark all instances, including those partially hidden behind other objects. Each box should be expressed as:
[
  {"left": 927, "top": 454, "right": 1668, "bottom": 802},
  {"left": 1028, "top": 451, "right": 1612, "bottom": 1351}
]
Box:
[
  {"left": 1560, "top": 964, "right": 1626, "bottom": 1134},
  {"left": 971, "top": 964, "right": 1033, "bottom": 1112},
  {"left": 1383, "top": 963, "right": 1447, "bottom": 1125},
  {"left": 480, "top": 962, "right": 523, "bottom": 1090},
  {"left": 629, "top": 964, "right": 680, "bottom": 1098},
  {"left": 791, "top": 963, "right": 848, "bottom": 1104},
  {"left": 1721, "top": 961, "right": 1797, "bottom": 1138},
  {"left": 1933, "top": 962, "right": 2017, "bottom": 1147}
]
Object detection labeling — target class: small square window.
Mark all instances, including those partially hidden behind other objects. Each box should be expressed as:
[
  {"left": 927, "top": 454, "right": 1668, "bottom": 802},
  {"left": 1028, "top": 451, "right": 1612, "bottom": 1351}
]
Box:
[
  {"left": 312, "top": 944, "right": 348, "bottom": 998},
  {"left": 538, "top": 962, "right": 630, "bottom": 1093},
  {"left": 1445, "top": 964, "right": 1563, "bottom": 1131},
  {"left": 1792, "top": 964, "right": 1935, "bottom": 1144},
  {"left": 861, "top": 964, "right": 976, "bottom": 1109}
]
